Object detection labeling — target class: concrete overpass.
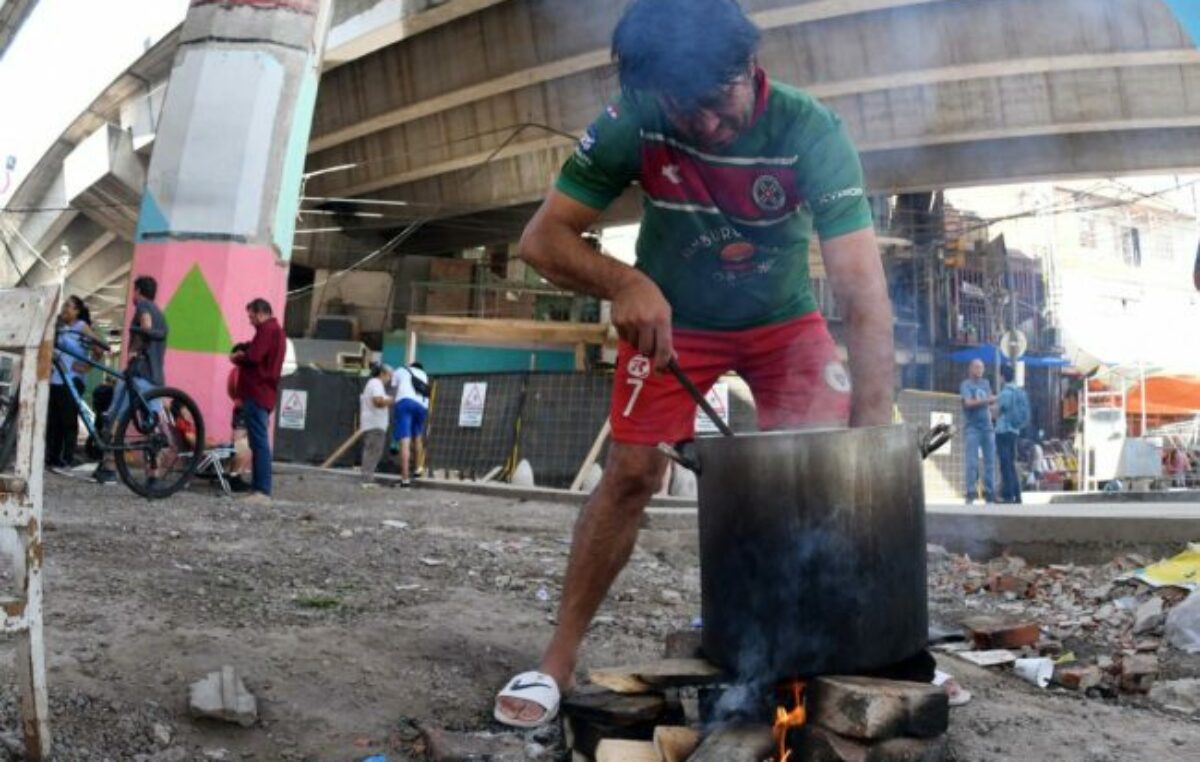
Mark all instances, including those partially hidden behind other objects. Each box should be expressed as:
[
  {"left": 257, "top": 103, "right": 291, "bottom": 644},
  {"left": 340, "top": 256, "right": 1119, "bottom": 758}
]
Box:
[{"left": 6, "top": 0, "right": 1200, "bottom": 323}]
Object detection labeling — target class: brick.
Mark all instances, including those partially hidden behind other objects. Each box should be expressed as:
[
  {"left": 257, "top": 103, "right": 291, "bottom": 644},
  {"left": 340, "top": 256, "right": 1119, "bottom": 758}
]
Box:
[
  {"left": 1120, "top": 654, "right": 1159, "bottom": 694},
  {"left": 809, "top": 676, "right": 948, "bottom": 741},
  {"left": 420, "top": 727, "right": 525, "bottom": 761},
  {"left": 985, "top": 573, "right": 1034, "bottom": 597},
  {"left": 800, "top": 727, "right": 948, "bottom": 762},
  {"left": 962, "top": 617, "right": 1041, "bottom": 649},
  {"left": 1055, "top": 665, "right": 1102, "bottom": 691}
]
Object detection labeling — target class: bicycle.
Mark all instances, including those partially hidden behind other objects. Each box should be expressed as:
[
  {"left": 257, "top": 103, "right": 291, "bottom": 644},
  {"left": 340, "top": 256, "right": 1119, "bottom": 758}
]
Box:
[{"left": 51, "top": 328, "right": 205, "bottom": 499}]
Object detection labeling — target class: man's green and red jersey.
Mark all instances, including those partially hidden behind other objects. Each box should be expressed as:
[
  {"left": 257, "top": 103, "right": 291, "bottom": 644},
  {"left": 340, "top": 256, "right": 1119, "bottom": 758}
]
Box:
[{"left": 556, "top": 69, "right": 874, "bottom": 331}]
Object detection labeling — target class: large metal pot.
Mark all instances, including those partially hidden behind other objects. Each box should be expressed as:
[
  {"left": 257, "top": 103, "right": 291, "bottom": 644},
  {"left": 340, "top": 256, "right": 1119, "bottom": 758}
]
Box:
[{"left": 682, "top": 424, "right": 939, "bottom": 682}]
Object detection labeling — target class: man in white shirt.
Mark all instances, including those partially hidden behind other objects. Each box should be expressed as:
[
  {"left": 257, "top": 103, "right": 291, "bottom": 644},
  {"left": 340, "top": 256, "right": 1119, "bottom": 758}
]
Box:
[
  {"left": 360, "top": 364, "right": 393, "bottom": 487},
  {"left": 390, "top": 362, "right": 430, "bottom": 487}
]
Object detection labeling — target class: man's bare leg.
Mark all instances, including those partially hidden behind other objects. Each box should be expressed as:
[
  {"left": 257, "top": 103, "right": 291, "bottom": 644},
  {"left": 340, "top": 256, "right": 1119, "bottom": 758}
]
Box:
[
  {"left": 399, "top": 439, "right": 412, "bottom": 481},
  {"left": 496, "top": 442, "right": 665, "bottom": 723}
]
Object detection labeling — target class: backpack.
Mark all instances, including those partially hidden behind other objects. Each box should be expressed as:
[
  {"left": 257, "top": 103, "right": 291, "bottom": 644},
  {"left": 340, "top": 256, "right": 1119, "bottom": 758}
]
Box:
[
  {"left": 1005, "top": 386, "right": 1031, "bottom": 432},
  {"left": 406, "top": 367, "right": 431, "bottom": 398}
]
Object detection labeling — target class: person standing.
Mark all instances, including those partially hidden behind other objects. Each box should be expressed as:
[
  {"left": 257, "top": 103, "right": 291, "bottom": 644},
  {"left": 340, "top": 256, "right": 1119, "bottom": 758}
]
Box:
[
  {"left": 960, "top": 358, "right": 997, "bottom": 505},
  {"left": 390, "top": 362, "right": 430, "bottom": 487},
  {"left": 47, "top": 295, "right": 107, "bottom": 468},
  {"left": 95, "top": 276, "right": 168, "bottom": 484},
  {"left": 231, "top": 298, "right": 286, "bottom": 504},
  {"left": 995, "top": 364, "right": 1030, "bottom": 504},
  {"left": 359, "top": 364, "right": 393, "bottom": 488}
]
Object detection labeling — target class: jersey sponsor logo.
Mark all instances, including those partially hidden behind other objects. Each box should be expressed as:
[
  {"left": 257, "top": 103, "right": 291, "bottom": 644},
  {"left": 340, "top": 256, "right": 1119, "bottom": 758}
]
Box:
[
  {"left": 627, "top": 355, "right": 652, "bottom": 379},
  {"left": 823, "top": 361, "right": 852, "bottom": 393},
  {"left": 719, "top": 241, "right": 757, "bottom": 269},
  {"left": 752, "top": 174, "right": 787, "bottom": 212},
  {"left": 662, "top": 164, "right": 683, "bottom": 184},
  {"left": 815, "top": 187, "right": 864, "bottom": 207}
]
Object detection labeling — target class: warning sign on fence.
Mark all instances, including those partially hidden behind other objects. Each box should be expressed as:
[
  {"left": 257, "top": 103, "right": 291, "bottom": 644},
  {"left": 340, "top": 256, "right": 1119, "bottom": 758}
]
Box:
[
  {"left": 695, "top": 382, "right": 729, "bottom": 434},
  {"left": 930, "top": 411, "right": 953, "bottom": 455},
  {"left": 459, "top": 382, "right": 487, "bottom": 428},
  {"left": 279, "top": 390, "right": 308, "bottom": 430}
]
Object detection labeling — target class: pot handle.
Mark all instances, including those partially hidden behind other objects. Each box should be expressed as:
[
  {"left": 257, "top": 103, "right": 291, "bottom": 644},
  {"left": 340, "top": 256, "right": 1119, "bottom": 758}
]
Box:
[
  {"left": 657, "top": 441, "right": 701, "bottom": 475},
  {"left": 920, "top": 423, "right": 955, "bottom": 460}
]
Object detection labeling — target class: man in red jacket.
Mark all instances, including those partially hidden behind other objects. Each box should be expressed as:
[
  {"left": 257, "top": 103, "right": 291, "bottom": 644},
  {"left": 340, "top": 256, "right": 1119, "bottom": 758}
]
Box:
[{"left": 231, "top": 298, "right": 286, "bottom": 504}]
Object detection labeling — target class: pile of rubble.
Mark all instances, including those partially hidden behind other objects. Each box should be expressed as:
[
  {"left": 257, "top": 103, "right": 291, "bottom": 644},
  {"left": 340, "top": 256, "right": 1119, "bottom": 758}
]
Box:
[{"left": 927, "top": 544, "right": 1200, "bottom": 709}]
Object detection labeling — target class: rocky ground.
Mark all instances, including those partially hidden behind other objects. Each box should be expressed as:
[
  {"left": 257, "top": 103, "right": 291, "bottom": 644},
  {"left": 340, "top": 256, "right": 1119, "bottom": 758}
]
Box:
[{"left": 0, "top": 468, "right": 1195, "bottom": 761}]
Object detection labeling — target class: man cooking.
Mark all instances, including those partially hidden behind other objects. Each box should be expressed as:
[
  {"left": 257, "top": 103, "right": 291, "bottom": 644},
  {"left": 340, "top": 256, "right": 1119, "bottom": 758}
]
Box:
[{"left": 494, "top": 0, "right": 895, "bottom": 727}]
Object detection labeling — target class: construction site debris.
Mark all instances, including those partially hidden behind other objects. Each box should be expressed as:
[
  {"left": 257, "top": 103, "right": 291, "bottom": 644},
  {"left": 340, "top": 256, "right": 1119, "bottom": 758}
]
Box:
[{"left": 187, "top": 667, "right": 257, "bottom": 728}]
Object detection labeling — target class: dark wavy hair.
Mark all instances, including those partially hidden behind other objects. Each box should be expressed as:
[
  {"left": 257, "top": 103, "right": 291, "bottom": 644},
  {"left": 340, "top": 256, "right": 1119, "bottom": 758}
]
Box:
[
  {"left": 612, "top": 0, "right": 760, "bottom": 107},
  {"left": 65, "top": 294, "right": 92, "bottom": 326}
]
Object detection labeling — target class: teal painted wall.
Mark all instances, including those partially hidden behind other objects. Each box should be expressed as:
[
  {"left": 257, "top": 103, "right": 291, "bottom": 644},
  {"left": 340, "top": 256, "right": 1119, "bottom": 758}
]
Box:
[{"left": 381, "top": 333, "right": 575, "bottom": 374}]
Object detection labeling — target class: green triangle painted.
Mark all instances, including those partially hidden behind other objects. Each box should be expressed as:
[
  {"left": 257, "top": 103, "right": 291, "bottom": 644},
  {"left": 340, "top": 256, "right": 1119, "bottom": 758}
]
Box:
[{"left": 163, "top": 264, "right": 234, "bottom": 354}]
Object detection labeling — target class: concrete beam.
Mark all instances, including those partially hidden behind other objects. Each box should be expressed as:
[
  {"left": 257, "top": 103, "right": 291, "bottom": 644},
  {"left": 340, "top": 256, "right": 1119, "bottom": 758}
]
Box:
[
  {"left": 309, "top": 0, "right": 958, "bottom": 154},
  {"left": 63, "top": 232, "right": 118, "bottom": 279},
  {"left": 860, "top": 126, "right": 1200, "bottom": 193},
  {"left": 325, "top": 0, "right": 510, "bottom": 68}
]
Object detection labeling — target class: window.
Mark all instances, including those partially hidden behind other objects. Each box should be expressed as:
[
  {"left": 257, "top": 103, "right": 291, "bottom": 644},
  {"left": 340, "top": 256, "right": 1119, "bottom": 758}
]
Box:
[
  {"left": 1078, "top": 216, "right": 1097, "bottom": 248},
  {"left": 1120, "top": 226, "right": 1142, "bottom": 267}
]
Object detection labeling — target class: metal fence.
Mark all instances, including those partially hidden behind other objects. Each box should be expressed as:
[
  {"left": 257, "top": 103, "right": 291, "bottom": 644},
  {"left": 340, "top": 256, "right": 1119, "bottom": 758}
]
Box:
[{"left": 896, "top": 390, "right": 968, "bottom": 502}]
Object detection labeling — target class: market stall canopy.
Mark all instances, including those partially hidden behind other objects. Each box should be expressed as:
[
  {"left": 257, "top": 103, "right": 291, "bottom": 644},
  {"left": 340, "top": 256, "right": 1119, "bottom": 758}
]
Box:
[{"left": 1126, "top": 376, "right": 1200, "bottom": 416}]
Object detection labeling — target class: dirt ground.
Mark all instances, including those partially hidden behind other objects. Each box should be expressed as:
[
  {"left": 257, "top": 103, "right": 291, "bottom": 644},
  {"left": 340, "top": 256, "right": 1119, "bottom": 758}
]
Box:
[{"left": 0, "top": 469, "right": 1196, "bottom": 761}]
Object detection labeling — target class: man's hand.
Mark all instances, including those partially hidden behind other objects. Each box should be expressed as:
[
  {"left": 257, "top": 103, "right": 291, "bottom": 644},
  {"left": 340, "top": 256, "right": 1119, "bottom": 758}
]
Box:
[
  {"left": 230, "top": 351, "right": 246, "bottom": 363},
  {"left": 610, "top": 270, "right": 674, "bottom": 370}
]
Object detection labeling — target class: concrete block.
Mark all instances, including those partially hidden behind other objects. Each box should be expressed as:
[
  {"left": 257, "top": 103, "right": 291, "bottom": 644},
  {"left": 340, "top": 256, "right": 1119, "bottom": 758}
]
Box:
[
  {"left": 188, "top": 666, "right": 257, "bottom": 727},
  {"left": 809, "top": 676, "right": 948, "bottom": 741}
]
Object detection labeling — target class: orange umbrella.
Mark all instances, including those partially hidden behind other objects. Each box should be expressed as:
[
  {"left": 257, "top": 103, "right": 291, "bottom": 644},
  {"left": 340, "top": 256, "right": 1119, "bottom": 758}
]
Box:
[{"left": 1126, "top": 376, "right": 1200, "bottom": 416}]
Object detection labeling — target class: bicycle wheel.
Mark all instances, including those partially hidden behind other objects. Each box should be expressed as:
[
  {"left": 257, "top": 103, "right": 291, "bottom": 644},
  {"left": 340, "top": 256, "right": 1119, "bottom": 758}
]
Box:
[{"left": 113, "top": 387, "right": 205, "bottom": 499}]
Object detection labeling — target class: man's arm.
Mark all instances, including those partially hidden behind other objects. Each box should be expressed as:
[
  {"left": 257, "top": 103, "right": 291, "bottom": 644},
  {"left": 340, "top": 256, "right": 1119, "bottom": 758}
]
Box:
[
  {"left": 820, "top": 227, "right": 894, "bottom": 427},
  {"left": 520, "top": 188, "right": 675, "bottom": 369}
]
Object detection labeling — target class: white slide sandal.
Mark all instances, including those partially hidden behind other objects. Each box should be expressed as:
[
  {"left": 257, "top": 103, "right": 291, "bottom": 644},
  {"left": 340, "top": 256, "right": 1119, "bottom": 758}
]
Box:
[{"left": 493, "top": 671, "right": 561, "bottom": 729}]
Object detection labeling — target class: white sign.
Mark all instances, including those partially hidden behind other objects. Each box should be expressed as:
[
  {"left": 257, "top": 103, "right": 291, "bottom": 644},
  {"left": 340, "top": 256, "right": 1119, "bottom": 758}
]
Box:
[
  {"left": 695, "top": 382, "right": 730, "bottom": 434},
  {"left": 459, "top": 382, "right": 487, "bottom": 428},
  {"left": 930, "top": 411, "right": 953, "bottom": 456},
  {"left": 279, "top": 390, "right": 308, "bottom": 430},
  {"left": 1000, "top": 329, "right": 1028, "bottom": 361}
]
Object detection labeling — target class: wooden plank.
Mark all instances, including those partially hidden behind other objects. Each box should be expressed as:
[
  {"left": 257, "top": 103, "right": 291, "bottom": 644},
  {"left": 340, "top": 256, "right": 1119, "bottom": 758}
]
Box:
[
  {"left": 588, "top": 659, "right": 724, "bottom": 694},
  {"left": 320, "top": 428, "right": 367, "bottom": 469},
  {"left": 325, "top": 0, "right": 511, "bottom": 68},
  {"left": 595, "top": 739, "right": 658, "bottom": 762},
  {"left": 654, "top": 726, "right": 702, "bottom": 762},
  {"left": 569, "top": 420, "right": 609, "bottom": 492},
  {"left": 688, "top": 724, "right": 775, "bottom": 762}
]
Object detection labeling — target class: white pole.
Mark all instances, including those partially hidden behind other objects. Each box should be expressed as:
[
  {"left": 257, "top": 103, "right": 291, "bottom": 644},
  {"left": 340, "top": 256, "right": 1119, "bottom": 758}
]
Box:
[{"left": 1139, "top": 361, "right": 1147, "bottom": 438}]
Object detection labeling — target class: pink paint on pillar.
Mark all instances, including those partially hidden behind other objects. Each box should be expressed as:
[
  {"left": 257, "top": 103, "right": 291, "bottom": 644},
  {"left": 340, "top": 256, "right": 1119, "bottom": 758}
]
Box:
[{"left": 126, "top": 241, "right": 288, "bottom": 443}]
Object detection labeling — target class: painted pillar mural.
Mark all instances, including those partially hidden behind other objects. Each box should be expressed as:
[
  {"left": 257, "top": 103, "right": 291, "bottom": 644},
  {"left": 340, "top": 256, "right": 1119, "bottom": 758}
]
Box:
[{"left": 129, "top": 0, "right": 332, "bottom": 441}]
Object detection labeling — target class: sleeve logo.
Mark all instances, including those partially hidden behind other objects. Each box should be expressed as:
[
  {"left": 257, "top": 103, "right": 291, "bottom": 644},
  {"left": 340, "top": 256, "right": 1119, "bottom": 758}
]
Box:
[{"left": 579, "top": 126, "right": 599, "bottom": 154}]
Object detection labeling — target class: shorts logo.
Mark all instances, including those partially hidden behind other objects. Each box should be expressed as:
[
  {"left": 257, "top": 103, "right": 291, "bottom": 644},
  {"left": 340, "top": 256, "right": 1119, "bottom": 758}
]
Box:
[
  {"left": 752, "top": 174, "right": 787, "bottom": 212},
  {"left": 579, "top": 126, "right": 598, "bottom": 153},
  {"left": 627, "top": 355, "right": 651, "bottom": 380},
  {"left": 823, "top": 361, "right": 852, "bottom": 393}
]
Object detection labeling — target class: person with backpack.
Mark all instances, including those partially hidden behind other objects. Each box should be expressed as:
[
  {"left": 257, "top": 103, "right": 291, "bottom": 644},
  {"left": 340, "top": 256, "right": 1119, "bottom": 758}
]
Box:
[
  {"left": 995, "top": 363, "right": 1031, "bottom": 504},
  {"left": 389, "top": 361, "right": 430, "bottom": 487}
]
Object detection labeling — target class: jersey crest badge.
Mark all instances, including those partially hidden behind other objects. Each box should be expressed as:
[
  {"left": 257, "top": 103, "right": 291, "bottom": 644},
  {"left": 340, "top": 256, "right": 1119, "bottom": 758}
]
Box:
[{"left": 752, "top": 174, "right": 787, "bottom": 212}]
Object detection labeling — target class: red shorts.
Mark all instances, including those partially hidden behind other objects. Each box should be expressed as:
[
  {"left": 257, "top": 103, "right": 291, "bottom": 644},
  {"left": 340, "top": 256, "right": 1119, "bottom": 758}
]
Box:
[{"left": 611, "top": 313, "right": 851, "bottom": 446}]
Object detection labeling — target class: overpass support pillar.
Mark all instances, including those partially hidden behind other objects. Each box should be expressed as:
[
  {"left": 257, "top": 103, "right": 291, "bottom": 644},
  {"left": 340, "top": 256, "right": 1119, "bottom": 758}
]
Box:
[{"left": 128, "top": 0, "right": 333, "bottom": 441}]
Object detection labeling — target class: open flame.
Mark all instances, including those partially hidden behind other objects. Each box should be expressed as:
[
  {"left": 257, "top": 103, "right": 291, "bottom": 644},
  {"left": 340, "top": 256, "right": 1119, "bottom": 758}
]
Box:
[{"left": 772, "top": 680, "right": 807, "bottom": 762}]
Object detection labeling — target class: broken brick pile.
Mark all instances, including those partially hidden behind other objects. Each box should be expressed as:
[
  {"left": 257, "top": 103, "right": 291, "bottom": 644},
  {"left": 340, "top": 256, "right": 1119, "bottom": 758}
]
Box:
[{"left": 928, "top": 545, "right": 1196, "bottom": 701}]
